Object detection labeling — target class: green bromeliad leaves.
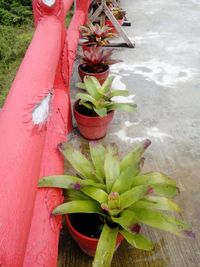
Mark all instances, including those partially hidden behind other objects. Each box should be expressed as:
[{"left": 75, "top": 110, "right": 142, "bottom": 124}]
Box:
[
  {"left": 131, "top": 208, "right": 191, "bottom": 237},
  {"left": 100, "top": 76, "right": 115, "bottom": 94},
  {"left": 93, "top": 224, "right": 118, "bottom": 267},
  {"left": 84, "top": 76, "right": 102, "bottom": 100},
  {"left": 94, "top": 107, "right": 107, "bottom": 117},
  {"left": 81, "top": 186, "right": 108, "bottom": 204},
  {"left": 76, "top": 93, "right": 97, "bottom": 106},
  {"left": 53, "top": 200, "right": 103, "bottom": 215},
  {"left": 38, "top": 175, "right": 98, "bottom": 190},
  {"left": 110, "top": 89, "right": 129, "bottom": 98},
  {"left": 76, "top": 81, "right": 86, "bottom": 90},
  {"left": 119, "top": 185, "right": 149, "bottom": 210},
  {"left": 120, "top": 139, "right": 151, "bottom": 172},
  {"left": 112, "top": 210, "right": 138, "bottom": 233},
  {"left": 60, "top": 143, "right": 96, "bottom": 181},
  {"left": 89, "top": 142, "right": 106, "bottom": 181},
  {"left": 112, "top": 139, "right": 151, "bottom": 193},
  {"left": 151, "top": 184, "right": 179, "bottom": 198},
  {"left": 107, "top": 102, "right": 137, "bottom": 112},
  {"left": 121, "top": 230, "right": 154, "bottom": 251},
  {"left": 133, "top": 196, "right": 181, "bottom": 213},
  {"left": 131, "top": 172, "right": 177, "bottom": 187},
  {"left": 104, "top": 143, "right": 120, "bottom": 192}
]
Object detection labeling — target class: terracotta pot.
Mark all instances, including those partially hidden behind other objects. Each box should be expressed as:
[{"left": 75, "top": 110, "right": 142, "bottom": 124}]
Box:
[
  {"left": 66, "top": 215, "right": 124, "bottom": 257},
  {"left": 105, "top": 18, "right": 124, "bottom": 33},
  {"left": 73, "top": 100, "right": 114, "bottom": 140},
  {"left": 78, "top": 63, "right": 110, "bottom": 85}
]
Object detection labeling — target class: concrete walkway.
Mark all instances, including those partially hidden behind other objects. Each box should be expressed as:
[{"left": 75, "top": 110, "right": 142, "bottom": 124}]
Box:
[{"left": 59, "top": 0, "right": 200, "bottom": 266}]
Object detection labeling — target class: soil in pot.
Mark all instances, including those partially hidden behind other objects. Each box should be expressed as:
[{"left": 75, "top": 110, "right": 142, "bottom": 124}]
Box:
[
  {"left": 69, "top": 213, "right": 103, "bottom": 238},
  {"left": 78, "top": 63, "right": 109, "bottom": 84},
  {"left": 66, "top": 213, "right": 124, "bottom": 257}
]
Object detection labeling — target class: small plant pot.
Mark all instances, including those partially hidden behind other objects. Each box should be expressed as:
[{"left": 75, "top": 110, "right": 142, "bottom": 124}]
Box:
[
  {"left": 78, "top": 63, "right": 110, "bottom": 85},
  {"left": 73, "top": 100, "right": 114, "bottom": 140},
  {"left": 66, "top": 214, "right": 124, "bottom": 257},
  {"left": 105, "top": 18, "right": 124, "bottom": 33}
]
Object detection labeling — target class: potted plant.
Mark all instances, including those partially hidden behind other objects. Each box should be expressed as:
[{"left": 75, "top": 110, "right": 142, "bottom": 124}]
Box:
[
  {"left": 105, "top": 7, "right": 126, "bottom": 33},
  {"left": 74, "top": 75, "right": 137, "bottom": 140},
  {"left": 80, "top": 21, "right": 117, "bottom": 52},
  {"left": 78, "top": 46, "right": 121, "bottom": 84},
  {"left": 39, "top": 140, "right": 194, "bottom": 267}
]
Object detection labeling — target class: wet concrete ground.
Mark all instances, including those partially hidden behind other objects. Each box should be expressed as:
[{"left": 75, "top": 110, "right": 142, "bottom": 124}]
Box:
[{"left": 58, "top": 0, "right": 200, "bottom": 266}]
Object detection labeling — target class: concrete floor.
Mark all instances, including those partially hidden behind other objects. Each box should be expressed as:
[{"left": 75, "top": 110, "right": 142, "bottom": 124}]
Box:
[{"left": 59, "top": 0, "right": 200, "bottom": 266}]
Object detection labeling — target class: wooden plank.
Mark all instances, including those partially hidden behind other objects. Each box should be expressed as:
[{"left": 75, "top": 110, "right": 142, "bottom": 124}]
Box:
[{"left": 103, "top": 3, "right": 134, "bottom": 48}]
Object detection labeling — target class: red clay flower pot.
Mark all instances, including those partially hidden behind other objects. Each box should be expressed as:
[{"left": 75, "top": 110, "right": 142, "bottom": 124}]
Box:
[
  {"left": 73, "top": 100, "right": 114, "bottom": 140},
  {"left": 78, "top": 63, "right": 109, "bottom": 85},
  {"left": 66, "top": 214, "right": 124, "bottom": 257}
]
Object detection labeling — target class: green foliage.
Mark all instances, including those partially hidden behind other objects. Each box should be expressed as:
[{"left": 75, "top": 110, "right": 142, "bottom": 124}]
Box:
[
  {"left": 0, "top": 25, "right": 33, "bottom": 107},
  {"left": 0, "top": 0, "right": 32, "bottom": 26},
  {"left": 39, "top": 140, "right": 194, "bottom": 267},
  {"left": 76, "top": 76, "right": 137, "bottom": 117}
]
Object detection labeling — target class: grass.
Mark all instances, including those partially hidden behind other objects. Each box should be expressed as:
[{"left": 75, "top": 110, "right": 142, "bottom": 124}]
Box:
[{"left": 0, "top": 9, "right": 74, "bottom": 108}]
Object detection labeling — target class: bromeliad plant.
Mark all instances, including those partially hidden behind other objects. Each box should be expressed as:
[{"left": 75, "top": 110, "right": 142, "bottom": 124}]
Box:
[
  {"left": 80, "top": 21, "right": 117, "bottom": 47},
  {"left": 76, "top": 75, "right": 136, "bottom": 117},
  {"left": 79, "top": 46, "right": 120, "bottom": 71},
  {"left": 39, "top": 140, "right": 194, "bottom": 267}
]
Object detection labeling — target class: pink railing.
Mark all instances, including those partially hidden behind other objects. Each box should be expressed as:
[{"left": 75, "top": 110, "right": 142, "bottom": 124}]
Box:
[{"left": 0, "top": 1, "right": 89, "bottom": 266}]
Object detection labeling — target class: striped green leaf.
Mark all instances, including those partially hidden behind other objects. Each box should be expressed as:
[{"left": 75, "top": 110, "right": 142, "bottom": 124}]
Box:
[
  {"left": 133, "top": 196, "right": 181, "bottom": 213},
  {"left": 93, "top": 224, "right": 118, "bottom": 267},
  {"left": 131, "top": 172, "right": 177, "bottom": 187},
  {"left": 53, "top": 200, "right": 102, "bottom": 215},
  {"left": 120, "top": 139, "right": 151, "bottom": 172},
  {"left": 81, "top": 186, "right": 108, "bottom": 204},
  {"left": 120, "top": 185, "right": 148, "bottom": 210},
  {"left": 89, "top": 142, "right": 106, "bottom": 182},
  {"left": 60, "top": 143, "right": 96, "bottom": 181},
  {"left": 112, "top": 210, "right": 138, "bottom": 233},
  {"left": 104, "top": 143, "right": 120, "bottom": 192},
  {"left": 121, "top": 230, "right": 154, "bottom": 251},
  {"left": 38, "top": 175, "right": 96, "bottom": 190},
  {"left": 132, "top": 208, "right": 191, "bottom": 237},
  {"left": 100, "top": 76, "right": 114, "bottom": 94}
]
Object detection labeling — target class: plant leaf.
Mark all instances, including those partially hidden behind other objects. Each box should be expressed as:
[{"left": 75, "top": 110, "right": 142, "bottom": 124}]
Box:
[
  {"left": 76, "top": 82, "right": 86, "bottom": 90},
  {"left": 112, "top": 139, "right": 151, "bottom": 193},
  {"left": 104, "top": 143, "right": 120, "bottom": 192},
  {"left": 93, "top": 224, "right": 118, "bottom": 267},
  {"left": 89, "top": 141, "right": 106, "bottom": 182},
  {"left": 67, "top": 190, "right": 92, "bottom": 201},
  {"left": 100, "top": 76, "right": 114, "bottom": 94},
  {"left": 121, "top": 230, "right": 154, "bottom": 251},
  {"left": 76, "top": 93, "right": 97, "bottom": 106},
  {"left": 120, "top": 185, "right": 148, "bottom": 210},
  {"left": 112, "top": 210, "right": 138, "bottom": 234},
  {"left": 94, "top": 107, "right": 107, "bottom": 117},
  {"left": 81, "top": 186, "right": 108, "bottom": 204},
  {"left": 120, "top": 139, "right": 151, "bottom": 172},
  {"left": 60, "top": 143, "right": 96, "bottom": 181},
  {"left": 38, "top": 175, "right": 96, "bottom": 190},
  {"left": 131, "top": 172, "right": 177, "bottom": 187},
  {"left": 110, "top": 90, "right": 129, "bottom": 98},
  {"left": 133, "top": 196, "right": 181, "bottom": 213},
  {"left": 107, "top": 102, "right": 137, "bottom": 112},
  {"left": 84, "top": 76, "right": 102, "bottom": 100},
  {"left": 132, "top": 208, "right": 191, "bottom": 237},
  {"left": 53, "top": 200, "right": 102, "bottom": 215},
  {"left": 151, "top": 183, "right": 179, "bottom": 198}
]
